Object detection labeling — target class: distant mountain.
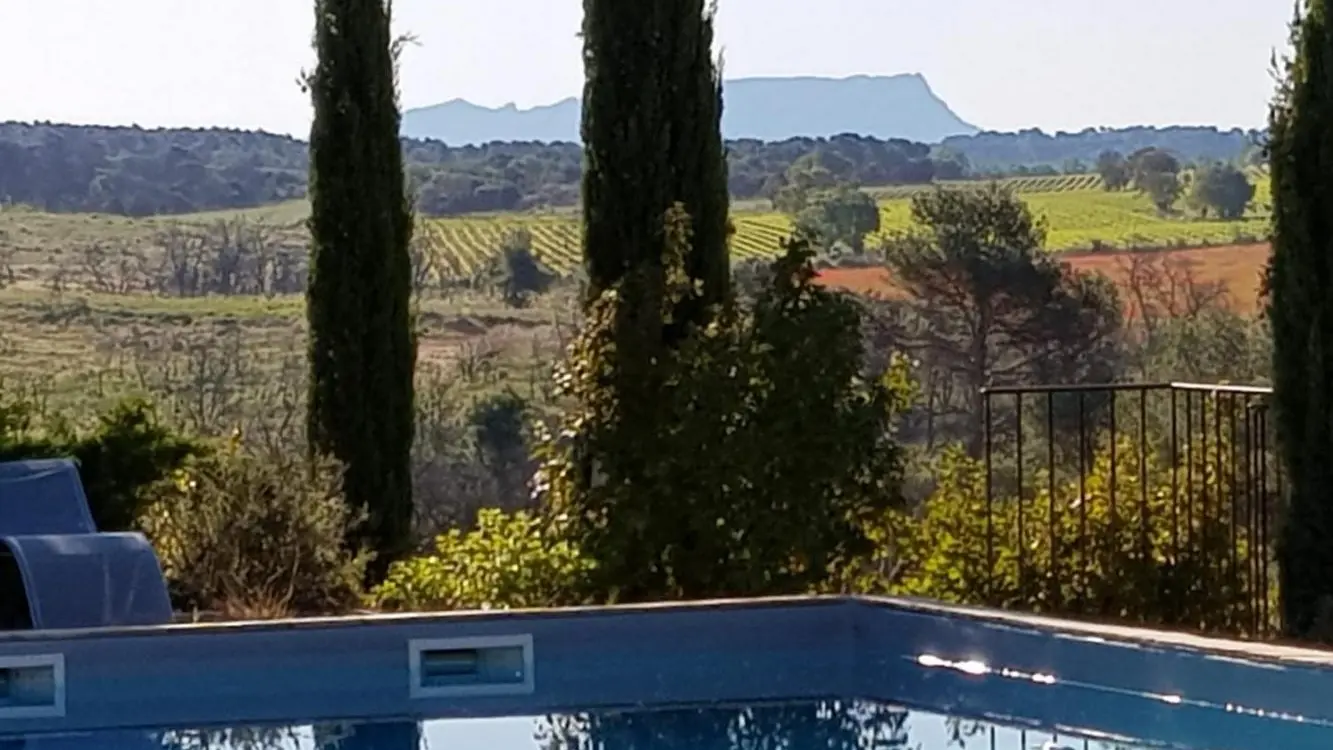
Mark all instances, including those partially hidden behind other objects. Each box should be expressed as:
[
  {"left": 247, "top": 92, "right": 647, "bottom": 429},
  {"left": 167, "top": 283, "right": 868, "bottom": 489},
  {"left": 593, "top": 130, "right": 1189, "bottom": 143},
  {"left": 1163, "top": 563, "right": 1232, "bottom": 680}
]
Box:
[{"left": 401, "top": 74, "right": 979, "bottom": 145}]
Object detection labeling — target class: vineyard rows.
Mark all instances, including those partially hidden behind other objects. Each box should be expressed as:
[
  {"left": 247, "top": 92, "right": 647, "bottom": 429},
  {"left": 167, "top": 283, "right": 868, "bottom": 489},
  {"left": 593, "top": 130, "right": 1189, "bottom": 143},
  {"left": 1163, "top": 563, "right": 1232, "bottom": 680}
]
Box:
[
  {"left": 871, "top": 173, "right": 1103, "bottom": 199},
  {"left": 423, "top": 214, "right": 794, "bottom": 276},
  {"left": 421, "top": 179, "right": 1270, "bottom": 279}
]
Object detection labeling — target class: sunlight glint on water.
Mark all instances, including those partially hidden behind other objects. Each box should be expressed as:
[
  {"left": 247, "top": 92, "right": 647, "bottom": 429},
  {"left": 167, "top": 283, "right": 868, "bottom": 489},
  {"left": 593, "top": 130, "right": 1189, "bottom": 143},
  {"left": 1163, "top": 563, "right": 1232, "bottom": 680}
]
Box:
[{"left": 913, "top": 652, "right": 1327, "bottom": 730}]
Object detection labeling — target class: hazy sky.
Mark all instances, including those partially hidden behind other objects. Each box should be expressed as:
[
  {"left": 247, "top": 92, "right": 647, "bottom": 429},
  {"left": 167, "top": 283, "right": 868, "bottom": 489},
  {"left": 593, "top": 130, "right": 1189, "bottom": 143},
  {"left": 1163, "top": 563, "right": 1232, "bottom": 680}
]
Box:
[{"left": 4, "top": 0, "right": 1291, "bottom": 137}]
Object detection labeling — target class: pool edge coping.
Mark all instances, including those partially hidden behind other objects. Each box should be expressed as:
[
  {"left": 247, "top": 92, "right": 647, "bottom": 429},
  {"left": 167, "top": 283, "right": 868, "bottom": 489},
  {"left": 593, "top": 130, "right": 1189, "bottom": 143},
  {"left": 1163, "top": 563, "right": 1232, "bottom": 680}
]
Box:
[{"left": 3, "top": 594, "right": 1331, "bottom": 669}]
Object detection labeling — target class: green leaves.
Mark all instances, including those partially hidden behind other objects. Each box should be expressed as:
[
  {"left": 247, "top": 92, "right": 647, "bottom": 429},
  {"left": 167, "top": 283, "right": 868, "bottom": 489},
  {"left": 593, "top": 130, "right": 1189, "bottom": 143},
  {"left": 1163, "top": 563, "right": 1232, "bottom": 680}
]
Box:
[
  {"left": 0, "top": 396, "right": 201, "bottom": 532},
  {"left": 1188, "top": 162, "right": 1256, "bottom": 219},
  {"left": 856, "top": 435, "right": 1264, "bottom": 635},
  {"left": 1268, "top": 0, "right": 1333, "bottom": 641},
  {"left": 142, "top": 448, "right": 368, "bottom": 618},
  {"left": 533, "top": 218, "right": 909, "bottom": 603},
  {"left": 369, "top": 509, "right": 593, "bottom": 612},
  {"left": 792, "top": 185, "right": 882, "bottom": 255},
  {"left": 307, "top": 0, "right": 416, "bottom": 579}
]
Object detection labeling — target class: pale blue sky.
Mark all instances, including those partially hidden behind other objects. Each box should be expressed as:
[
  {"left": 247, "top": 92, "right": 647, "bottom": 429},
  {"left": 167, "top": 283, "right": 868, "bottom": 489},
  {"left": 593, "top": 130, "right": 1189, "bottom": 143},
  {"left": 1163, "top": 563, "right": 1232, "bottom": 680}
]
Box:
[{"left": 3, "top": 0, "right": 1290, "bottom": 137}]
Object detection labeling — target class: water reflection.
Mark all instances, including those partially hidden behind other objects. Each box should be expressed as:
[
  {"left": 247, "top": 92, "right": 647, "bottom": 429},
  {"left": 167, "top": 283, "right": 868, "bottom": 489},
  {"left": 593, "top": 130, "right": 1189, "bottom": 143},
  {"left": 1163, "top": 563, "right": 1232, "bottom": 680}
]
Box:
[
  {"left": 3, "top": 703, "right": 1165, "bottom": 750},
  {"left": 537, "top": 701, "right": 909, "bottom": 750}
]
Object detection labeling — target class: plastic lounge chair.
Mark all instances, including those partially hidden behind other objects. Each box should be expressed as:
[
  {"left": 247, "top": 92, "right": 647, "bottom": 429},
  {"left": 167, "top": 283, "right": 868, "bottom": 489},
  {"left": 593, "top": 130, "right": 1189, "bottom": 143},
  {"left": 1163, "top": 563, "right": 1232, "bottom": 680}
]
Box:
[
  {"left": 0, "top": 459, "right": 96, "bottom": 536},
  {"left": 0, "top": 458, "right": 172, "bottom": 631},
  {"left": 1, "top": 534, "right": 172, "bottom": 629}
]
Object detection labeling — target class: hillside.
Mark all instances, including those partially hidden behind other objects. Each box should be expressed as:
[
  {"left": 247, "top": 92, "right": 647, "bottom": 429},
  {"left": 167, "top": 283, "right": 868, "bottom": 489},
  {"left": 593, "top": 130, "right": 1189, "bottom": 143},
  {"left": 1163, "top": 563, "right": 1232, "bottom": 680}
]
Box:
[
  {"left": 401, "top": 74, "right": 980, "bottom": 145},
  {"left": 951, "top": 126, "right": 1264, "bottom": 173},
  {"left": 0, "top": 124, "right": 953, "bottom": 218},
  {"left": 0, "top": 121, "right": 1258, "bottom": 219}
]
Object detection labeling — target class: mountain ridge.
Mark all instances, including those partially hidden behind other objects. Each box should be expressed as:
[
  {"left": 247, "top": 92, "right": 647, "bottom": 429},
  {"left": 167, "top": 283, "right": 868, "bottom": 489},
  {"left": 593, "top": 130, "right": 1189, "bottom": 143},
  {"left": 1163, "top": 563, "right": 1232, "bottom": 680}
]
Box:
[{"left": 402, "top": 74, "right": 980, "bottom": 145}]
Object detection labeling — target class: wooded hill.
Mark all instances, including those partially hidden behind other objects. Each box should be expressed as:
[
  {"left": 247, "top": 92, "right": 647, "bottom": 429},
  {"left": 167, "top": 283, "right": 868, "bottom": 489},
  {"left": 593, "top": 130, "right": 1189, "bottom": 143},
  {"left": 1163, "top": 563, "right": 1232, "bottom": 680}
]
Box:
[{"left": 0, "top": 122, "right": 1257, "bottom": 218}]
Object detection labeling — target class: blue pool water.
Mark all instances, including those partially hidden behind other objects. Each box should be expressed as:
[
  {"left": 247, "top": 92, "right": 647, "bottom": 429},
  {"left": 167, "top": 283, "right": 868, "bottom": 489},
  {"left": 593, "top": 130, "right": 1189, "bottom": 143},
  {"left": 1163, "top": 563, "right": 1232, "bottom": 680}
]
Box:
[
  {"left": 0, "top": 702, "right": 1198, "bottom": 750},
  {"left": 5, "top": 699, "right": 1330, "bottom": 749}
]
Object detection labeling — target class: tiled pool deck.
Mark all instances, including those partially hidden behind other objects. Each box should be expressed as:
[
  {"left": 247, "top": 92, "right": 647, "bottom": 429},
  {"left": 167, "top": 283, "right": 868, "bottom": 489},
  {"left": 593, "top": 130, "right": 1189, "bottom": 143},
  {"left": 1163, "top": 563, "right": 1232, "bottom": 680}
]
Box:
[{"left": 2, "top": 595, "right": 1332, "bottom": 750}]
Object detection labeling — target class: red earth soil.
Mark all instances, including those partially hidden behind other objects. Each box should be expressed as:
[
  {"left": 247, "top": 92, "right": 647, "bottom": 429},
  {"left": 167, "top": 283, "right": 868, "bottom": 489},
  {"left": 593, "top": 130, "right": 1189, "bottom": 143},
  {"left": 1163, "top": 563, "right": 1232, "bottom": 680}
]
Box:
[{"left": 815, "top": 242, "right": 1272, "bottom": 317}]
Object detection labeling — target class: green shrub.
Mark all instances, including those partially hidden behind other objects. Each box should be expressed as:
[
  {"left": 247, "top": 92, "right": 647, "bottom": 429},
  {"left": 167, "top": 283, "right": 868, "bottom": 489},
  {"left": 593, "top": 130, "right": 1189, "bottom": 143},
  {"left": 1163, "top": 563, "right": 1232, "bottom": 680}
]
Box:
[
  {"left": 536, "top": 225, "right": 908, "bottom": 603},
  {"left": 369, "top": 509, "right": 592, "bottom": 611},
  {"left": 848, "top": 435, "right": 1265, "bottom": 636},
  {"left": 141, "top": 441, "right": 368, "bottom": 618},
  {"left": 0, "top": 397, "right": 201, "bottom": 531}
]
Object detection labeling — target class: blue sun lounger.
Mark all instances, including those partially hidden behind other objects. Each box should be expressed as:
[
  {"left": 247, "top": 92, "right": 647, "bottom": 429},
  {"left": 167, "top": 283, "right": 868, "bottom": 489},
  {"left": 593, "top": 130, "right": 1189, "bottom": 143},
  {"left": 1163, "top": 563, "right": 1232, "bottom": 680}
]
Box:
[{"left": 0, "top": 458, "right": 172, "bottom": 631}]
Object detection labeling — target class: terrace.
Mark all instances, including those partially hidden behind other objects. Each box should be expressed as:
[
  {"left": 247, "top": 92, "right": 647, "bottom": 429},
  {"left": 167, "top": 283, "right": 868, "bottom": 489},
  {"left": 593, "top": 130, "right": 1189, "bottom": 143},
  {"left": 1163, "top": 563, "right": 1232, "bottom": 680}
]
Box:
[{"left": 0, "top": 382, "right": 1323, "bottom": 750}]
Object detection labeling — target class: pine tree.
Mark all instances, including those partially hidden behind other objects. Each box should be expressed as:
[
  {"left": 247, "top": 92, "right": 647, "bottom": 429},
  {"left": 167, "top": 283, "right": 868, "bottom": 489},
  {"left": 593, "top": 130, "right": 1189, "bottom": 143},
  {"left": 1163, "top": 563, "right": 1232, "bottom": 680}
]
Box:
[
  {"left": 580, "top": 0, "right": 730, "bottom": 328},
  {"left": 1269, "top": 0, "right": 1333, "bottom": 640},
  {"left": 306, "top": 0, "right": 416, "bottom": 579}
]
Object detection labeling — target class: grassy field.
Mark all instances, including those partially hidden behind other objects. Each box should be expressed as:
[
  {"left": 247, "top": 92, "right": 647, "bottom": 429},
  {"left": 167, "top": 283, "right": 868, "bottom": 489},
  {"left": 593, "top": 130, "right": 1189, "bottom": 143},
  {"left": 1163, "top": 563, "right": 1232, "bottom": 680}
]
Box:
[
  {"left": 365, "top": 177, "right": 1275, "bottom": 274},
  {"left": 419, "top": 185, "right": 1272, "bottom": 275},
  {"left": 0, "top": 282, "right": 576, "bottom": 435},
  {"left": 0, "top": 174, "right": 1273, "bottom": 428},
  {"left": 0, "top": 175, "right": 1272, "bottom": 283},
  {"left": 0, "top": 242, "right": 1274, "bottom": 450}
]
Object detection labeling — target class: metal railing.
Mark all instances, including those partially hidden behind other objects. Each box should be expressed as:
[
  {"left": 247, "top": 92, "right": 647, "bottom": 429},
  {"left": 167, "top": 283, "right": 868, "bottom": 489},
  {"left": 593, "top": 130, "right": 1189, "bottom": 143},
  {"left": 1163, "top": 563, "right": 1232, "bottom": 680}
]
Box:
[{"left": 979, "top": 382, "right": 1281, "bottom": 638}]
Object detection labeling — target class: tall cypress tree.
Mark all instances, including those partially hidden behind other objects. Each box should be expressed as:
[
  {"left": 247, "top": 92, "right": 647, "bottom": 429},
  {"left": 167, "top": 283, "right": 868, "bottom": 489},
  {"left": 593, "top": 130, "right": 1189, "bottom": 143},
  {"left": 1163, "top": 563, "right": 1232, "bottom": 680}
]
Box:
[
  {"left": 580, "top": 0, "right": 730, "bottom": 327},
  {"left": 306, "top": 0, "right": 416, "bottom": 579},
  {"left": 1269, "top": 0, "right": 1333, "bottom": 640}
]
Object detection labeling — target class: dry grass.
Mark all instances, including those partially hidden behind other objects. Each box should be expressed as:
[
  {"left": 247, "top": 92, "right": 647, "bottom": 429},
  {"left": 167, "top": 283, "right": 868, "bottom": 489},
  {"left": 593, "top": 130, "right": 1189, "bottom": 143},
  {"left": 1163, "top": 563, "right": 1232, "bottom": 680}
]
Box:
[
  {"left": 1061, "top": 243, "right": 1270, "bottom": 316},
  {"left": 0, "top": 195, "right": 1271, "bottom": 438},
  {"left": 0, "top": 284, "right": 577, "bottom": 436},
  {"left": 0, "top": 204, "right": 307, "bottom": 279},
  {"left": 817, "top": 242, "right": 1271, "bottom": 316},
  {"left": 217, "top": 591, "right": 296, "bottom": 622}
]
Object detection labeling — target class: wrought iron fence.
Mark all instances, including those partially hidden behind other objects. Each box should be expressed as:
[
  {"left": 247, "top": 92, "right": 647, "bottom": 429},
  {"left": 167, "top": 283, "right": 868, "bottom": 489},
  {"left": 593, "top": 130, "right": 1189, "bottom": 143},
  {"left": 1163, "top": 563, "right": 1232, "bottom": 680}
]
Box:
[{"left": 979, "top": 382, "right": 1281, "bottom": 638}]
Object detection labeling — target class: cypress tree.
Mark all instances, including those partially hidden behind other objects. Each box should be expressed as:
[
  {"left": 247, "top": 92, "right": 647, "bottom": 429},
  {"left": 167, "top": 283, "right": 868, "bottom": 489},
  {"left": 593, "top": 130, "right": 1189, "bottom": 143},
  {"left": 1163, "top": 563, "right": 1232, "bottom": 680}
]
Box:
[
  {"left": 1269, "top": 0, "right": 1333, "bottom": 640},
  {"left": 306, "top": 0, "right": 416, "bottom": 579},
  {"left": 580, "top": 0, "right": 730, "bottom": 327}
]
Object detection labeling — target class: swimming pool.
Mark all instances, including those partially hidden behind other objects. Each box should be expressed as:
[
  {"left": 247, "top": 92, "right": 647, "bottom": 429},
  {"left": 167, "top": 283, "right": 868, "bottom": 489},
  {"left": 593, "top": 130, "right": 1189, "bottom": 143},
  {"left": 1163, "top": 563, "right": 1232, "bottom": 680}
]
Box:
[
  {"left": 0, "top": 702, "right": 1224, "bottom": 749},
  {"left": 2, "top": 596, "right": 1332, "bottom": 749}
]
